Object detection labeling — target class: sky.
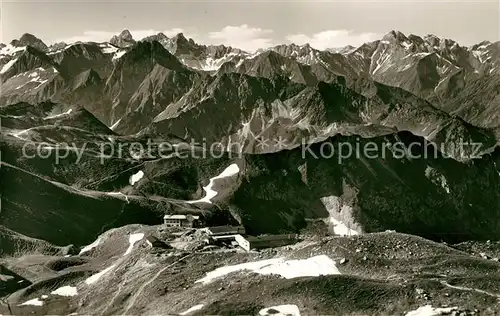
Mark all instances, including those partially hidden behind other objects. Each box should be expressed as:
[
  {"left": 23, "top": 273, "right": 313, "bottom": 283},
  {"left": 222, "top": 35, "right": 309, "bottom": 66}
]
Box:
[{"left": 1, "top": 0, "right": 499, "bottom": 51}]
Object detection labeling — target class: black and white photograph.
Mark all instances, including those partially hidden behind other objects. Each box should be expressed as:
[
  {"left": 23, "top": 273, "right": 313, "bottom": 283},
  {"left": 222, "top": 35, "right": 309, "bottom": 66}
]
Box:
[{"left": 1, "top": 0, "right": 500, "bottom": 315}]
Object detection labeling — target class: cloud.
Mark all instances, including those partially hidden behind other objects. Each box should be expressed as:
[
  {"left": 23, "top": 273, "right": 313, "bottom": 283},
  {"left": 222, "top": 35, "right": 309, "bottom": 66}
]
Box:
[
  {"left": 286, "top": 30, "right": 380, "bottom": 50},
  {"left": 53, "top": 28, "right": 186, "bottom": 44},
  {"left": 207, "top": 24, "right": 274, "bottom": 52}
]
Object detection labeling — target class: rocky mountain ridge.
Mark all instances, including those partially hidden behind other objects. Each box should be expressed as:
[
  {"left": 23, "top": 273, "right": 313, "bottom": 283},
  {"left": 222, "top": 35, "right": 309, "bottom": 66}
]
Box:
[{"left": 1, "top": 30, "right": 499, "bottom": 160}]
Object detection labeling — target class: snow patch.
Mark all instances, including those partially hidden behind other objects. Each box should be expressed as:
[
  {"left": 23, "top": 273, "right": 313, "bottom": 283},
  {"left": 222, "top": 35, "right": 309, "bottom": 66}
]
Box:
[
  {"left": 43, "top": 109, "right": 73, "bottom": 120},
  {"left": 371, "top": 50, "right": 392, "bottom": 75},
  {"left": 405, "top": 305, "right": 458, "bottom": 316},
  {"left": 187, "top": 164, "right": 240, "bottom": 204},
  {"left": 85, "top": 265, "right": 116, "bottom": 285},
  {"left": 19, "top": 298, "right": 44, "bottom": 306},
  {"left": 180, "top": 304, "right": 204, "bottom": 315},
  {"left": 129, "top": 170, "right": 144, "bottom": 185},
  {"left": 259, "top": 305, "right": 301, "bottom": 316},
  {"left": 330, "top": 218, "right": 359, "bottom": 236},
  {"left": 184, "top": 52, "right": 242, "bottom": 71},
  {"left": 235, "top": 58, "right": 245, "bottom": 68},
  {"left": 0, "top": 58, "right": 17, "bottom": 74},
  {"left": 107, "top": 191, "right": 130, "bottom": 203},
  {"left": 196, "top": 255, "right": 340, "bottom": 284},
  {"left": 401, "top": 41, "right": 412, "bottom": 49},
  {"left": 102, "top": 45, "right": 119, "bottom": 54},
  {"left": 413, "top": 52, "right": 431, "bottom": 58},
  {"left": 79, "top": 237, "right": 101, "bottom": 255},
  {"left": 271, "top": 99, "right": 302, "bottom": 121},
  {"left": 11, "top": 129, "right": 29, "bottom": 140},
  {"left": 51, "top": 286, "right": 78, "bottom": 297},
  {"left": 0, "top": 44, "right": 26, "bottom": 56},
  {"left": 35, "top": 79, "right": 49, "bottom": 88},
  {"left": 320, "top": 196, "right": 360, "bottom": 236},
  {"left": 110, "top": 118, "right": 122, "bottom": 130},
  {"left": 472, "top": 50, "right": 485, "bottom": 63},
  {"left": 113, "top": 50, "right": 127, "bottom": 60},
  {"left": 124, "top": 233, "right": 144, "bottom": 256},
  {"left": 200, "top": 56, "right": 222, "bottom": 71}
]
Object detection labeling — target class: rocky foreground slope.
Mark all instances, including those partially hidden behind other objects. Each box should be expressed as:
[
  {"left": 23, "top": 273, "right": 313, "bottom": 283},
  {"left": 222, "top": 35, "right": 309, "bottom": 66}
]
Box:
[{"left": 1, "top": 226, "right": 499, "bottom": 315}]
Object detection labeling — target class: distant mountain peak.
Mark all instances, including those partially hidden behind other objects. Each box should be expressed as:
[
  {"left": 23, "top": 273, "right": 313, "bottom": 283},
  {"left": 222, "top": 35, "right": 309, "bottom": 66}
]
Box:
[
  {"left": 110, "top": 29, "right": 136, "bottom": 48},
  {"left": 267, "top": 43, "right": 319, "bottom": 63},
  {"left": 152, "top": 32, "right": 168, "bottom": 40},
  {"left": 165, "top": 32, "right": 199, "bottom": 55},
  {"left": 173, "top": 32, "right": 186, "bottom": 39},
  {"left": 10, "top": 33, "right": 48, "bottom": 51},
  {"left": 471, "top": 40, "right": 492, "bottom": 50},
  {"left": 50, "top": 42, "right": 68, "bottom": 51},
  {"left": 439, "top": 38, "right": 459, "bottom": 50},
  {"left": 407, "top": 34, "right": 425, "bottom": 46},
  {"left": 382, "top": 30, "right": 408, "bottom": 43},
  {"left": 335, "top": 45, "right": 356, "bottom": 54},
  {"left": 119, "top": 29, "right": 133, "bottom": 41},
  {"left": 116, "top": 40, "right": 184, "bottom": 70},
  {"left": 18, "top": 33, "right": 39, "bottom": 41},
  {"left": 172, "top": 33, "right": 198, "bottom": 47},
  {"left": 423, "top": 34, "right": 441, "bottom": 47}
]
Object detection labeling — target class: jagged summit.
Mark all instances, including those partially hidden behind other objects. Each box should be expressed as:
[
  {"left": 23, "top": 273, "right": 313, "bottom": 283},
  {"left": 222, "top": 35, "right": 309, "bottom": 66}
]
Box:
[
  {"left": 49, "top": 41, "right": 68, "bottom": 52},
  {"left": 122, "top": 39, "right": 182, "bottom": 64},
  {"left": 119, "top": 29, "right": 133, "bottom": 41},
  {"left": 381, "top": 30, "right": 409, "bottom": 43},
  {"left": 110, "top": 29, "right": 136, "bottom": 48},
  {"left": 171, "top": 32, "right": 188, "bottom": 42},
  {"left": 407, "top": 34, "right": 425, "bottom": 46},
  {"left": 10, "top": 33, "right": 48, "bottom": 51},
  {"left": 142, "top": 32, "right": 169, "bottom": 43},
  {"left": 423, "top": 34, "right": 441, "bottom": 47},
  {"left": 265, "top": 43, "right": 321, "bottom": 65},
  {"left": 329, "top": 45, "right": 356, "bottom": 54},
  {"left": 471, "top": 40, "right": 492, "bottom": 50},
  {"left": 167, "top": 32, "right": 198, "bottom": 48},
  {"left": 272, "top": 42, "right": 313, "bottom": 51},
  {"left": 165, "top": 32, "right": 199, "bottom": 54}
]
